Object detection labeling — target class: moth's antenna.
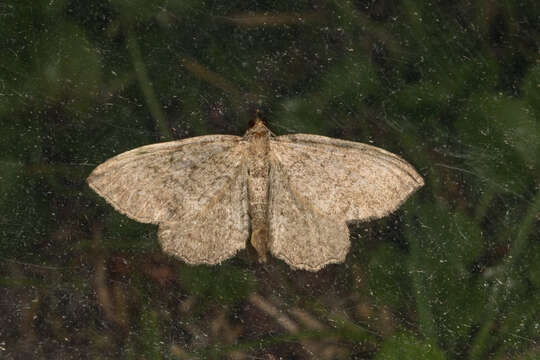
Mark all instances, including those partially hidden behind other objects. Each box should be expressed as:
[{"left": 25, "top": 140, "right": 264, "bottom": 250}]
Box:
[{"left": 255, "top": 109, "right": 267, "bottom": 125}]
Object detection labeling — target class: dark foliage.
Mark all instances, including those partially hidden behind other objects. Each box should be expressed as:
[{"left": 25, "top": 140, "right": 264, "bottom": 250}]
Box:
[{"left": 0, "top": 0, "right": 539, "bottom": 358}]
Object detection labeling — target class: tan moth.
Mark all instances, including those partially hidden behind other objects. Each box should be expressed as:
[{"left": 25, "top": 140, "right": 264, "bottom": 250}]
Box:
[{"left": 87, "top": 115, "right": 423, "bottom": 271}]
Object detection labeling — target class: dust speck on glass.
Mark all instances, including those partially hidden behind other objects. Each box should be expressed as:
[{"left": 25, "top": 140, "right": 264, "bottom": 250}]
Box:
[{"left": 87, "top": 115, "right": 423, "bottom": 271}]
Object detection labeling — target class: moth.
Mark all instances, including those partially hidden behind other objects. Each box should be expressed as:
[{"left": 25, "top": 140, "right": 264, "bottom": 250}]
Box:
[{"left": 87, "top": 116, "right": 423, "bottom": 271}]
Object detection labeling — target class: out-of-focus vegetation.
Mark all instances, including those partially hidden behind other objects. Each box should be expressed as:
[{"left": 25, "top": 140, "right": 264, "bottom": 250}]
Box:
[{"left": 1, "top": 0, "right": 539, "bottom": 358}]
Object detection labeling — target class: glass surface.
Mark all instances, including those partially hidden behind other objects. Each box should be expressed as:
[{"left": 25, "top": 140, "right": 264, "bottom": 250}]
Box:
[{"left": 1, "top": 1, "right": 539, "bottom": 358}]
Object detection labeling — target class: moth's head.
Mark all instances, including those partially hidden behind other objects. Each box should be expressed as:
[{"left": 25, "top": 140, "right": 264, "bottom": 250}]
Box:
[{"left": 245, "top": 110, "right": 271, "bottom": 137}]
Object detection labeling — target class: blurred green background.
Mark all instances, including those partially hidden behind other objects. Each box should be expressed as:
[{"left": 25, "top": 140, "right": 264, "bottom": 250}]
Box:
[{"left": 1, "top": 0, "right": 539, "bottom": 359}]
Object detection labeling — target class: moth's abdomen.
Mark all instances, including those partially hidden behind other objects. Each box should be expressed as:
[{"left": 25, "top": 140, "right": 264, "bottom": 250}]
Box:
[
  {"left": 246, "top": 134, "right": 271, "bottom": 262},
  {"left": 248, "top": 177, "right": 268, "bottom": 200}
]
